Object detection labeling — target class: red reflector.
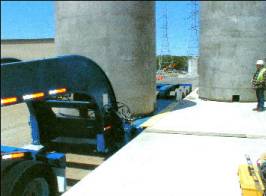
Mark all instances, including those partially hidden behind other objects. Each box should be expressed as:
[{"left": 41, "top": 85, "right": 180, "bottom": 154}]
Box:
[{"left": 104, "top": 125, "right": 112, "bottom": 131}]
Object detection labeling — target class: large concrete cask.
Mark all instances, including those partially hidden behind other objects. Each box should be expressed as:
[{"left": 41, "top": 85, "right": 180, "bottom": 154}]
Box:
[
  {"left": 56, "top": 1, "right": 156, "bottom": 115},
  {"left": 199, "top": 1, "right": 266, "bottom": 101}
]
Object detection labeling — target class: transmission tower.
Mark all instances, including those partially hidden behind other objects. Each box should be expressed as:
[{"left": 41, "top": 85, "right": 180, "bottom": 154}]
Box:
[
  {"left": 186, "top": 0, "right": 199, "bottom": 57},
  {"left": 159, "top": 4, "right": 173, "bottom": 70}
]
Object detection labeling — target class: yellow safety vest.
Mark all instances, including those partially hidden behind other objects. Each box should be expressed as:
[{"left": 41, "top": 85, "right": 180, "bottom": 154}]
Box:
[{"left": 257, "top": 68, "right": 266, "bottom": 82}]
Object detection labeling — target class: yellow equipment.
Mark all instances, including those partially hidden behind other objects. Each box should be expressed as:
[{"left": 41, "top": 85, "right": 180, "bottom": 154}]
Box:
[{"left": 238, "top": 155, "right": 265, "bottom": 196}]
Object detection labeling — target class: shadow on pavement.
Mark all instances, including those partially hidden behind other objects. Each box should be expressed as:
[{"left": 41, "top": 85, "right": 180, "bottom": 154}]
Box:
[{"left": 172, "top": 99, "right": 197, "bottom": 111}]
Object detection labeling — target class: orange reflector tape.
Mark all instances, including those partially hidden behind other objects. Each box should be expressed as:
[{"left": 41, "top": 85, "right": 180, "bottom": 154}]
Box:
[
  {"left": 48, "top": 88, "right": 67, "bottom": 95},
  {"left": 1, "top": 97, "right": 17, "bottom": 106},
  {"left": 104, "top": 125, "right": 112, "bottom": 131},
  {"left": 2, "top": 152, "right": 25, "bottom": 160},
  {"left": 23, "top": 92, "right": 44, "bottom": 100}
]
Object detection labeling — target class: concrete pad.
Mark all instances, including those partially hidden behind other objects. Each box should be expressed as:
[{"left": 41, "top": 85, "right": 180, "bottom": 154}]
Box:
[
  {"left": 63, "top": 132, "right": 266, "bottom": 196},
  {"left": 147, "top": 89, "right": 266, "bottom": 138},
  {"left": 63, "top": 88, "right": 265, "bottom": 195}
]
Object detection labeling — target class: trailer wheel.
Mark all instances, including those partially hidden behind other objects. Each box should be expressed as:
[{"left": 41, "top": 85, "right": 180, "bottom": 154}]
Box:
[{"left": 2, "top": 160, "right": 58, "bottom": 196}]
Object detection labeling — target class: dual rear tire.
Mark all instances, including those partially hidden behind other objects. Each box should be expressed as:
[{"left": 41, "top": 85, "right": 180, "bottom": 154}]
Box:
[{"left": 1, "top": 160, "right": 58, "bottom": 196}]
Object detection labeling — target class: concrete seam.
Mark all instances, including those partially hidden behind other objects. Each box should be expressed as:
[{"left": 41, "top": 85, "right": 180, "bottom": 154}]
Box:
[{"left": 144, "top": 129, "right": 266, "bottom": 139}]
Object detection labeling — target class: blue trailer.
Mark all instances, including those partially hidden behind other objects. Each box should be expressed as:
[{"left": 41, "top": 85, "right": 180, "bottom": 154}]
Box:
[
  {"left": 1, "top": 56, "right": 192, "bottom": 196},
  {"left": 156, "top": 83, "right": 192, "bottom": 99},
  {"left": 1, "top": 56, "right": 138, "bottom": 196}
]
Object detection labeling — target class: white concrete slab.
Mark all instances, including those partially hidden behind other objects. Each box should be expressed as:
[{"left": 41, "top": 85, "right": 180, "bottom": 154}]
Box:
[
  {"left": 63, "top": 133, "right": 266, "bottom": 196},
  {"left": 63, "top": 88, "right": 265, "bottom": 196},
  {"left": 147, "top": 89, "right": 266, "bottom": 138}
]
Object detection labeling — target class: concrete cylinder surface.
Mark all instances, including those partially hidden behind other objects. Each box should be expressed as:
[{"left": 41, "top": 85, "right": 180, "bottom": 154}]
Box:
[
  {"left": 56, "top": 1, "right": 156, "bottom": 115},
  {"left": 199, "top": 1, "right": 266, "bottom": 101}
]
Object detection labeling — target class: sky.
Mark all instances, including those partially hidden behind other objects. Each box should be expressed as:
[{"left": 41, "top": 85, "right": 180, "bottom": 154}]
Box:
[{"left": 1, "top": 1, "right": 199, "bottom": 56}]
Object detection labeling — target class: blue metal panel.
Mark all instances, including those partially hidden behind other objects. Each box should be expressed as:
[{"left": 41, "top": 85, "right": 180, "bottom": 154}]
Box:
[
  {"left": 132, "top": 117, "right": 149, "bottom": 129},
  {"left": 46, "top": 152, "right": 66, "bottom": 160},
  {"left": 179, "top": 83, "right": 192, "bottom": 87},
  {"left": 1, "top": 55, "right": 118, "bottom": 112},
  {"left": 158, "top": 84, "right": 173, "bottom": 91},
  {"left": 1, "top": 145, "right": 65, "bottom": 161},
  {"left": 1, "top": 146, "right": 28, "bottom": 153},
  {"left": 29, "top": 114, "right": 41, "bottom": 145},
  {"left": 123, "top": 122, "right": 133, "bottom": 144},
  {"left": 96, "top": 134, "right": 106, "bottom": 153}
]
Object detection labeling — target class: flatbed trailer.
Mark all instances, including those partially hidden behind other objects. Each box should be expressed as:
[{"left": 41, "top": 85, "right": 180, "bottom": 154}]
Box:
[
  {"left": 1, "top": 55, "right": 139, "bottom": 195},
  {"left": 1, "top": 55, "right": 192, "bottom": 195}
]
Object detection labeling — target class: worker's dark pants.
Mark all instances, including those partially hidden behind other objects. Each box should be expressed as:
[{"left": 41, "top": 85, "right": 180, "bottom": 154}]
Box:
[{"left": 256, "top": 88, "right": 265, "bottom": 111}]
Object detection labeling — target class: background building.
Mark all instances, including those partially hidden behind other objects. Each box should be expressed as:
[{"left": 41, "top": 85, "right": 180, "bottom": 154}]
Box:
[{"left": 1, "top": 38, "right": 55, "bottom": 60}]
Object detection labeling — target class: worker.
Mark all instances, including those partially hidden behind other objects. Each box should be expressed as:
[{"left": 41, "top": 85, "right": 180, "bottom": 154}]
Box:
[{"left": 251, "top": 59, "right": 266, "bottom": 112}]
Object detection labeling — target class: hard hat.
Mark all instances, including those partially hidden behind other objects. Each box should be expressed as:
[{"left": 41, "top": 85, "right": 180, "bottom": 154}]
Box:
[{"left": 256, "top": 60, "right": 264, "bottom": 65}]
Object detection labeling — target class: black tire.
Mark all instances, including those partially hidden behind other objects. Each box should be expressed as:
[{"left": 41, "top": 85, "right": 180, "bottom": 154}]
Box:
[
  {"left": 1, "top": 160, "right": 58, "bottom": 196},
  {"left": 1, "top": 159, "right": 24, "bottom": 177}
]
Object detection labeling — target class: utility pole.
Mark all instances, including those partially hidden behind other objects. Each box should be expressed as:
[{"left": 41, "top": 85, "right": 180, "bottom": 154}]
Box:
[{"left": 186, "top": 0, "right": 199, "bottom": 57}]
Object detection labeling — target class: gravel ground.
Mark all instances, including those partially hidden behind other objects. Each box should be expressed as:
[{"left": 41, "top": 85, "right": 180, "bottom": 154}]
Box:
[{"left": 1, "top": 103, "right": 31, "bottom": 147}]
